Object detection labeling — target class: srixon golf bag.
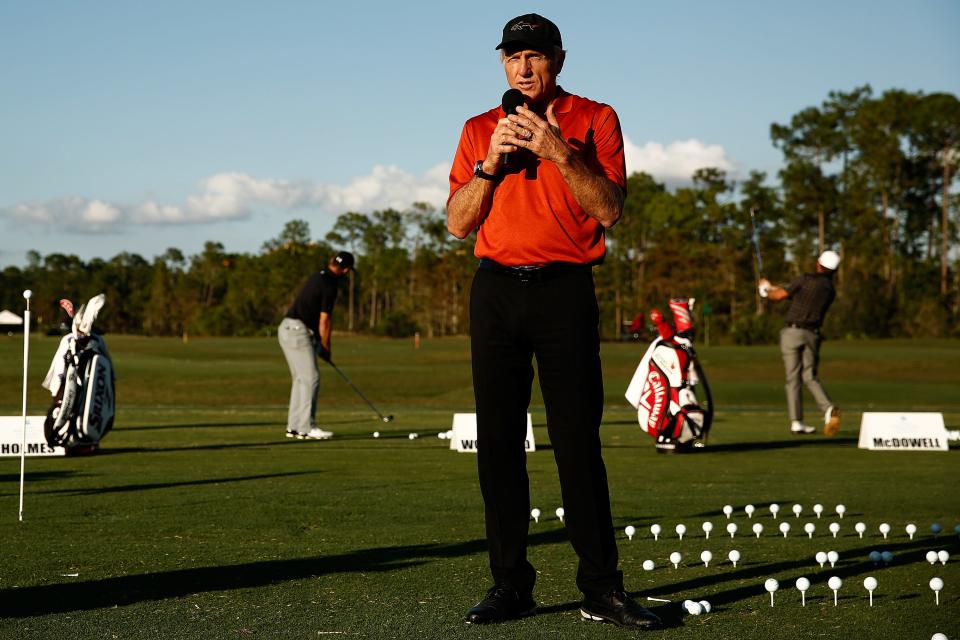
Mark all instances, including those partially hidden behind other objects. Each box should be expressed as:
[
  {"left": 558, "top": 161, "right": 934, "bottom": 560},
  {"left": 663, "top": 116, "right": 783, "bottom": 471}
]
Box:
[
  {"left": 42, "top": 294, "right": 115, "bottom": 451},
  {"left": 625, "top": 297, "right": 713, "bottom": 453}
]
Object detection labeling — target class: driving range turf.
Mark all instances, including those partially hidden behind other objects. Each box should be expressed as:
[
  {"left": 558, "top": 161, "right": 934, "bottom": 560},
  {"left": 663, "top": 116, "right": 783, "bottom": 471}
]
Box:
[{"left": 0, "top": 335, "right": 957, "bottom": 639}]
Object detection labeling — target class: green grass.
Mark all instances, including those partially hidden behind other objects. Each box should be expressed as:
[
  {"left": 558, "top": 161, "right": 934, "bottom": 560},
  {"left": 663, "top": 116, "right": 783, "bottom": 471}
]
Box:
[{"left": 0, "top": 335, "right": 958, "bottom": 639}]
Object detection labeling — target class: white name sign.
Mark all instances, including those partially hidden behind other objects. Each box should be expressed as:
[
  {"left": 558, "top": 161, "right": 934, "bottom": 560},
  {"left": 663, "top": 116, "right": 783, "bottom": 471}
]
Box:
[
  {"left": 0, "top": 416, "right": 66, "bottom": 457},
  {"left": 450, "top": 413, "right": 536, "bottom": 453},
  {"left": 857, "top": 412, "right": 949, "bottom": 452}
]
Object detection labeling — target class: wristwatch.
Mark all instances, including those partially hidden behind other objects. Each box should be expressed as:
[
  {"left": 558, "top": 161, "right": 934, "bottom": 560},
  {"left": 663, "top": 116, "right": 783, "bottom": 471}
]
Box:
[{"left": 473, "top": 161, "right": 497, "bottom": 181}]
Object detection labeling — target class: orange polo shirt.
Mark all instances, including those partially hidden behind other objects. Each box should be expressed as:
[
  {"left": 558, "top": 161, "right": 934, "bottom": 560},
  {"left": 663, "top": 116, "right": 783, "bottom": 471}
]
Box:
[{"left": 448, "top": 87, "right": 626, "bottom": 267}]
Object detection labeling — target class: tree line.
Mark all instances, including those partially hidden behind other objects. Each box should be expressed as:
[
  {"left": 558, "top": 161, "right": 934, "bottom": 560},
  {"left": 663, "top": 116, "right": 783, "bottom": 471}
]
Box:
[{"left": 2, "top": 86, "right": 958, "bottom": 342}]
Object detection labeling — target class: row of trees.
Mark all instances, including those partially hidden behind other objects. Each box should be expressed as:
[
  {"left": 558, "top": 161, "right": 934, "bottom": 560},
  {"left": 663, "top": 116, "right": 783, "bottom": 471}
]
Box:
[{"left": 3, "top": 86, "right": 958, "bottom": 342}]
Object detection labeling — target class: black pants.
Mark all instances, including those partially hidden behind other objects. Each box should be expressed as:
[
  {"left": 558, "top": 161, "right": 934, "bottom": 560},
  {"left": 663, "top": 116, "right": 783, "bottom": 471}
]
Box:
[{"left": 469, "top": 266, "right": 622, "bottom": 597}]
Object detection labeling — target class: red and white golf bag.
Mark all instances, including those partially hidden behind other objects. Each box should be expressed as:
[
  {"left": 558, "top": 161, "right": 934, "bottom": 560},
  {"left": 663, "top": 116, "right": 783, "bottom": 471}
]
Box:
[
  {"left": 625, "top": 297, "right": 713, "bottom": 453},
  {"left": 42, "top": 294, "right": 116, "bottom": 451}
]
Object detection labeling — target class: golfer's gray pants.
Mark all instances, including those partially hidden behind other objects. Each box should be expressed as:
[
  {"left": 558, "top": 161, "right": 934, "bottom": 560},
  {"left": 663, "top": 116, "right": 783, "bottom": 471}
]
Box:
[
  {"left": 780, "top": 327, "right": 832, "bottom": 422},
  {"left": 278, "top": 318, "right": 318, "bottom": 435}
]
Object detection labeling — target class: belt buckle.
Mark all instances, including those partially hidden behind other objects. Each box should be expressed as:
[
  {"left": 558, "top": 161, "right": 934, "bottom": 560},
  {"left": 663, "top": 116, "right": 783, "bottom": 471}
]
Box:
[{"left": 514, "top": 265, "right": 539, "bottom": 284}]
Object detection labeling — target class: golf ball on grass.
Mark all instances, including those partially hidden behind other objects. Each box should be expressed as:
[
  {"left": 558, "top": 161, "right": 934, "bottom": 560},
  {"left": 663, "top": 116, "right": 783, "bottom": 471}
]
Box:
[
  {"left": 745, "top": 504, "right": 755, "bottom": 518},
  {"left": 373, "top": 431, "right": 380, "bottom": 438},
  {"left": 855, "top": 522, "right": 866, "bottom": 538},
  {"left": 625, "top": 525, "right": 636, "bottom": 540},
  {"left": 779, "top": 521, "right": 790, "bottom": 537},
  {"left": 700, "top": 550, "right": 712, "bottom": 567},
  {"left": 669, "top": 552, "right": 682, "bottom": 568},
  {"left": 828, "top": 576, "right": 842, "bottom": 606},
  {"left": 926, "top": 550, "right": 939, "bottom": 565},
  {"left": 683, "top": 600, "right": 703, "bottom": 616},
  {"left": 906, "top": 523, "right": 917, "bottom": 539},
  {"left": 863, "top": 577, "right": 878, "bottom": 606},
  {"left": 816, "top": 551, "right": 828, "bottom": 568},
  {"left": 650, "top": 524, "right": 661, "bottom": 540},
  {"left": 728, "top": 549, "right": 741, "bottom": 567},
  {"left": 764, "top": 579, "right": 779, "bottom": 606},
  {"left": 727, "top": 522, "right": 738, "bottom": 538},
  {"left": 675, "top": 523, "right": 687, "bottom": 539},
  {"left": 929, "top": 577, "right": 943, "bottom": 605},
  {"left": 722, "top": 505, "right": 733, "bottom": 518},
  {"left": 530, "top": 508, "right": 541, "bottom": 523},
  {"left": 752, "top": 522, "right": 764, "bottom": 538},
  {"left": 938, "top": 550, "right": 950, "bottom": 565},
  {"left": 879, "top": 523, "right": 891, "bottom": 538},
  {"left": 827, "top": 550, "right": 839, "bottom": 567},
  {"left": 642, "top": 559, "right": 655, "bottom": 571},
  {"left": 795, "top": 577, "right": 810, "bottom": 606}
]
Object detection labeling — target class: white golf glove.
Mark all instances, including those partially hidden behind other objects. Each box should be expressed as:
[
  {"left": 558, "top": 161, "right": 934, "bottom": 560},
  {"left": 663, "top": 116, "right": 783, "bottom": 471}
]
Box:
[{"left": 758, "top": 279, "right": 771, "bottom": 298}]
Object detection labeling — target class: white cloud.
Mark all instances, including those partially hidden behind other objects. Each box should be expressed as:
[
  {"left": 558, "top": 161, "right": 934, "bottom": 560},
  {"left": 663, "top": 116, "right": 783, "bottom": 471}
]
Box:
[
  {"left": 1, "top": 165, "right": 452, "bottom": 234},
  {"left": 624, "top": 136, "right": 737, "bottom": 185},
  {"left": 0, "top": 139, "right": 736, "bottom": 234}
]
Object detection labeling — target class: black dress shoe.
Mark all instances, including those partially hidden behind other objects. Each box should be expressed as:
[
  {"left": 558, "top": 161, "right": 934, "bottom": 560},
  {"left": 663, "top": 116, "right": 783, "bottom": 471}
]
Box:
[
  {"left": 465, "top": 585, "right": 536, "bottom": 624},
  {"left": 580, "top": 589, "right": 664, "bottom": 630}
]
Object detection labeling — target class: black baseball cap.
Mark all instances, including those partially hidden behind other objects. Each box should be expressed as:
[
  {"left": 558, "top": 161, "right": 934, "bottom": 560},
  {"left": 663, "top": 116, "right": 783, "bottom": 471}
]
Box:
[
  {"left": 495, "top": 13, "right": 562, "bottom": 52},
  {"left": 333, "top": 251, "right": 355, "bottom": 270}
]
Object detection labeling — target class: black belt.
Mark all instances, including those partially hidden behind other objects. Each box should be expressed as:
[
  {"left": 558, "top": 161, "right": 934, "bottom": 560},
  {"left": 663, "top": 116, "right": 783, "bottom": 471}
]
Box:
[
  {"left": 478, "top": 258, "right": 592, "bottom": 283},
  {"left": 785, "top": 322, "right": 820, "bottom": 332}
]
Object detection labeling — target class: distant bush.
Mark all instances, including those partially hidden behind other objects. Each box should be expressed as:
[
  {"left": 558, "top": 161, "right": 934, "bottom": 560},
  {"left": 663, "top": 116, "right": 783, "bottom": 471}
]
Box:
[
  {"left": 730, "top": 313, "right": 780, "bottom": 345},
  {"left": 376, "top": 311, "right": 418, "bottom": 338}
]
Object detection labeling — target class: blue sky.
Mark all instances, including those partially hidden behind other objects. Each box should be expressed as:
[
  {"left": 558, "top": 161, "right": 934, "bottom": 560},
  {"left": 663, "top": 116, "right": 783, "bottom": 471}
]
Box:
[{"left": 1, "top": 0, "right": 957, "bottom": 266}]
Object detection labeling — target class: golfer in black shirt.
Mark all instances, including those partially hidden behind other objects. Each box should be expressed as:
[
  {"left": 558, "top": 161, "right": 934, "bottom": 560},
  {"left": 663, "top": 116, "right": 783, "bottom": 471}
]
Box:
[
  {"left": 278, "top": 251, "right": 353, "bottom": 439},
  {"left": 759, "top": 251, "right": 841, "bottom": 436}
]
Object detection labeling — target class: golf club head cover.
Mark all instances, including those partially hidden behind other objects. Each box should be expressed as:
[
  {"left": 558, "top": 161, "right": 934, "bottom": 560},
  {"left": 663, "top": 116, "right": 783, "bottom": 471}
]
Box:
[
  {"left": 669, "top": 297, "right": 693, "bottom": 333},
  {"left": 649, "top": 308, "right": 675, "bottom": 340}
]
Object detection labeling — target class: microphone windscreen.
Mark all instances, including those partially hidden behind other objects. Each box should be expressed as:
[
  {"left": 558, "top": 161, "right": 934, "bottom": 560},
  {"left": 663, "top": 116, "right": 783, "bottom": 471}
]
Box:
[{"left": 501, "top": 89, "right": 525, "bottom": 116}]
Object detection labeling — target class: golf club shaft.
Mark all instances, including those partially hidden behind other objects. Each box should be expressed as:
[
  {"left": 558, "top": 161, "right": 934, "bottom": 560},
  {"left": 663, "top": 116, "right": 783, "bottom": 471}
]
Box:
[
  {"left": 749, "top": 207, "right": 765, "bottom": 277},
  {"left": 327, "top": 360, "right": 390, "bottom": 421}
]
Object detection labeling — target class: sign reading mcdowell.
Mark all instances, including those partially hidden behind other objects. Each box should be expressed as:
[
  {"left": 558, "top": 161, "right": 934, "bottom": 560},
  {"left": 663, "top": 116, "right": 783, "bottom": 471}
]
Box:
[
  {"left": 857, "top": 412, "right": 949, "bottom": 452},
  {"left": 450, "top": 413, "right": 536, "bottom": 453},
  {"left": 0, "top": 416, "right": 66, "bottom": 457}
]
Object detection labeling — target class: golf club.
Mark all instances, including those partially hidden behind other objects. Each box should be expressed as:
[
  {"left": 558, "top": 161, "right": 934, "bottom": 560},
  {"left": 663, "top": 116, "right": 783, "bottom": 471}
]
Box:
[
  {"left": 748, "top": 207, "right": 765, "bottom": 278},
  {"left": 326, "top": 360, "right": 394, "bottom": 422}
]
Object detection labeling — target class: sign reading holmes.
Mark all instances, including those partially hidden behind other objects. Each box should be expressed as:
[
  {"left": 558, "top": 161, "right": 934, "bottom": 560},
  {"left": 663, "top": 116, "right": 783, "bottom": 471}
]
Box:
[
  {"left": 450, "top": 413, "right": 536, "bottom": 453},
  {"left": 0, "top": 416, "right": 66, "bottom": 457},
  {"left": 857, "top": 412, "right": 949, "bottom": 452}
]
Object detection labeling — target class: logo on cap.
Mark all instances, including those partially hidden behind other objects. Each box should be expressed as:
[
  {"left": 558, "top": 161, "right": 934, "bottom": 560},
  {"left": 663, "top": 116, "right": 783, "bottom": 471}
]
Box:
[{"left": 510, "top": 21, "right": 542, "bottom": 32}]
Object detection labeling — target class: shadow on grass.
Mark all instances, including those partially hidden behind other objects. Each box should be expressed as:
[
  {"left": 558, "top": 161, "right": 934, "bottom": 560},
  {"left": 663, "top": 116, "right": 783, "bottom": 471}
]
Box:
[
  {"left": 1, "top": 471, "right": 319, "bottom": 498},
  {"left": 699, "top": 436, "right": 858, "bottom": 453},
  {"left": 120, "top": 416, "right": 373, "bottom": 432},
  {"left": 0, "top": 528, "right": 570, "bottom": 618},
  {"left": 120, "top": 420, "right": 279, "bottom": 431},
  {"left": 0, "top": 470, "right": 80, "bottom": 484}
]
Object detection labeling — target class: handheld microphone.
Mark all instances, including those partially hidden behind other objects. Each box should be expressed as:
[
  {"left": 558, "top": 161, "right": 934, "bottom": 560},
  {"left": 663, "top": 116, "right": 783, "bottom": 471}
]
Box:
[{"left": 501, "top": 88, "right": 525, "bottom": 167}]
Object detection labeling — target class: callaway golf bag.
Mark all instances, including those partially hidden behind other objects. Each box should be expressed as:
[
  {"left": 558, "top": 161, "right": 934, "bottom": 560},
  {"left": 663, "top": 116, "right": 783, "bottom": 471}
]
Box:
[
  {"left": 624, "top": 297, "right": 713, "bottom": 453},
  {"left": 42, "top": 294, "right": 116, "bottom": 450}
]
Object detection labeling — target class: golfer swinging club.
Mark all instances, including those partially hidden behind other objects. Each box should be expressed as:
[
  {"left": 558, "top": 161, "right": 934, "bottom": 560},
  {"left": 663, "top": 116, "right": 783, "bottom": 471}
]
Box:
[
  {"left": 758, "top": 250, "right": 841, "bottom": 436},
  {"left": 446, "top": 13, "right": 662, "bottom": 630},
  {"left": 278, "top": 251, "right": 353, "bottom": 440}
]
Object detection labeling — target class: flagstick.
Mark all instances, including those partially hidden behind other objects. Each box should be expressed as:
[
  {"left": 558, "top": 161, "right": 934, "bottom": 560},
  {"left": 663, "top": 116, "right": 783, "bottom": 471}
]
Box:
[{"left": 18, "top": 290, "right": 32, "bottom": 522}]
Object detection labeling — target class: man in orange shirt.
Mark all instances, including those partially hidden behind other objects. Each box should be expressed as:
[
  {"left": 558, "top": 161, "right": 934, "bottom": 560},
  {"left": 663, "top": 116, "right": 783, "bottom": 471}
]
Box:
[{"left": 447, "top": 13, "right": 663, "bottom": 631}]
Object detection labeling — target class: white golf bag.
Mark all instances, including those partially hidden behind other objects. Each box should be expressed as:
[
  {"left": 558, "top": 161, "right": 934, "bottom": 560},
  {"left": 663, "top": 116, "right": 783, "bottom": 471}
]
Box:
[
  {"left": 625, "top": 297, "right": 713, "bottom": 453},
  {"left": 42, "top": 294, "right": 116, "bottom": 450}
]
